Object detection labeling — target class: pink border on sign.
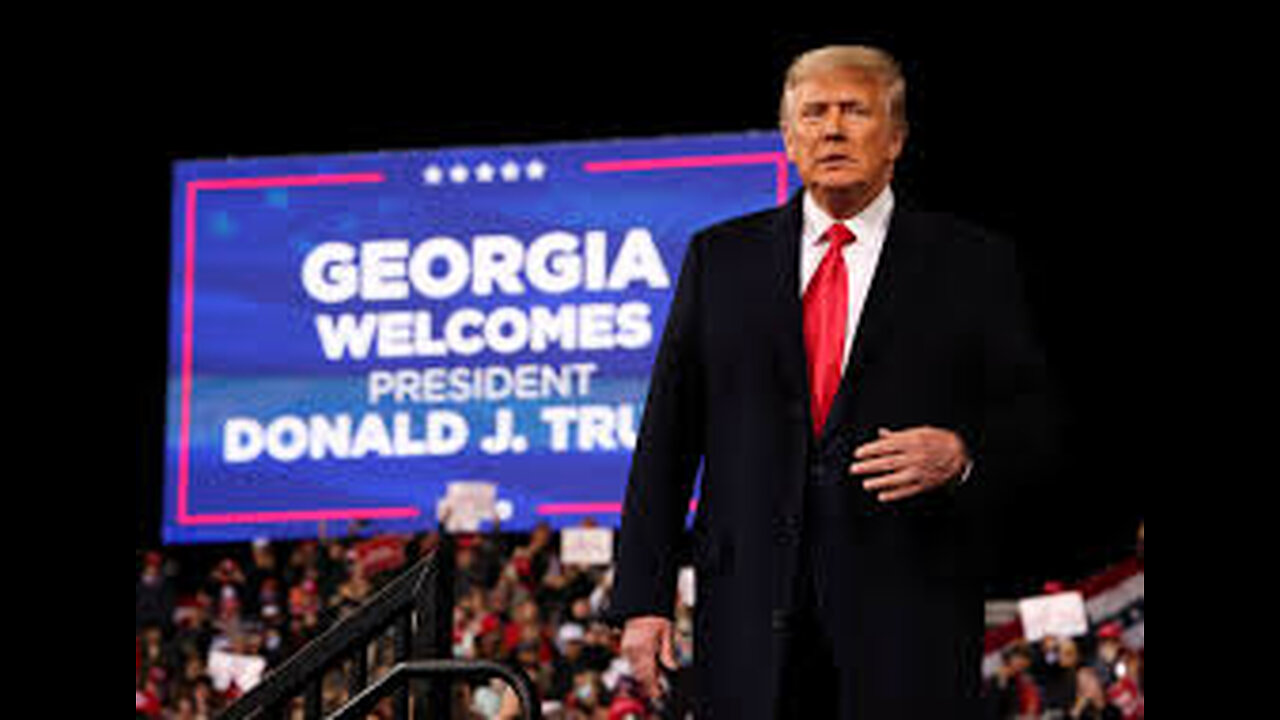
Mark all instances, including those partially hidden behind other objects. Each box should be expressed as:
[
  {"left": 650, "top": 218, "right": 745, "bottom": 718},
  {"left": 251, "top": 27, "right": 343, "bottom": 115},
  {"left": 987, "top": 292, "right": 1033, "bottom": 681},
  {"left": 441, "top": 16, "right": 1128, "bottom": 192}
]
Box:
[
  {"left": 177, "top": 171, "right": 422, "bottom": 527},
  {"left": 584, "top": 150, "right": 792, "bottom": 206}
]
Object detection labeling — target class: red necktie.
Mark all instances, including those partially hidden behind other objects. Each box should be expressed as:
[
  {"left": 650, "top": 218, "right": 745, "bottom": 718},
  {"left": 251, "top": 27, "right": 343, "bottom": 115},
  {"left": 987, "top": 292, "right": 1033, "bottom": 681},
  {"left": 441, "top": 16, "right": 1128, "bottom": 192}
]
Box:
[{"left": 803, "top": 223, "right": 856, "bottom": 437}]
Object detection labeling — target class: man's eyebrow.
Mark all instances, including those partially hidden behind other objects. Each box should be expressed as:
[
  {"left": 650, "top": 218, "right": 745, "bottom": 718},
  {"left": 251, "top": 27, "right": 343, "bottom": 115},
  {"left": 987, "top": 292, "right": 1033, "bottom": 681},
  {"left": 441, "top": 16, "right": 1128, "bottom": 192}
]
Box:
[{"left": 802, "top": 97, "right": 870, "bottom": 109}]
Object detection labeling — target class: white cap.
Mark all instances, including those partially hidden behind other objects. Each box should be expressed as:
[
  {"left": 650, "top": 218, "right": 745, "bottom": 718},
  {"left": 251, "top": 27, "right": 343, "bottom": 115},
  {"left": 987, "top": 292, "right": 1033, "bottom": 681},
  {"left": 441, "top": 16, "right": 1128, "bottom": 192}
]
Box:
[{"left": 556, "top": 622, "right": 586, "bottom": 651}]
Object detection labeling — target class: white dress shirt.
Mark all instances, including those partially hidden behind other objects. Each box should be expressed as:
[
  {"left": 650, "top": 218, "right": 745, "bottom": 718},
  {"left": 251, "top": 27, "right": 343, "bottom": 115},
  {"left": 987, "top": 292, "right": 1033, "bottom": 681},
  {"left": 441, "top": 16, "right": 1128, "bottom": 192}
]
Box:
[{"left": 798, "top": 184, "right": 895, "bottom": 376}]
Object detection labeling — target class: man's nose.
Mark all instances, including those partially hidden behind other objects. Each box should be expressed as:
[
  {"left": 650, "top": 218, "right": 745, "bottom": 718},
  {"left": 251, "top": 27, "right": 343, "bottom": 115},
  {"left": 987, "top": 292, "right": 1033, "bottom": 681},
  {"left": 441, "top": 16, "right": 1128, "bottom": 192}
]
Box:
[{"left": 820, "top": 108, "right": 848, "bottom": 139}]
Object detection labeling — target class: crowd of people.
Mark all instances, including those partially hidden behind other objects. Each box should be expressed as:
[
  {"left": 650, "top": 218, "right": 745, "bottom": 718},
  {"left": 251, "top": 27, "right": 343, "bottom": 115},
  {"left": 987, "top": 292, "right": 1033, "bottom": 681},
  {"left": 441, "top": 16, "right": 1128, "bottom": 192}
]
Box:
[
  {"left": 136, "top": 520, "right": 1142, "bottom": 719},
  {"left": 983, "top": 625, "right": 1144, "bottom": 720}
]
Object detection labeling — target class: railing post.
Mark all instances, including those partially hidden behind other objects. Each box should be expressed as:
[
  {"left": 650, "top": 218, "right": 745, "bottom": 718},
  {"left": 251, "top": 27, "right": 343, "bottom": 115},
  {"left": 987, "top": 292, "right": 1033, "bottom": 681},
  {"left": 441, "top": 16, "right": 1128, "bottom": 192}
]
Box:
[
  {"left": 215, "top": 542, "right": 470, "bottom": 720},
  {"left": 416, "top": 532, "right": 455, "bottom": 719},
  {"left": 348, "top": 642, "right": 368, "bottom": 701},
  {"left": 394, "top": 614, "right": 412, "bottom": 720}
]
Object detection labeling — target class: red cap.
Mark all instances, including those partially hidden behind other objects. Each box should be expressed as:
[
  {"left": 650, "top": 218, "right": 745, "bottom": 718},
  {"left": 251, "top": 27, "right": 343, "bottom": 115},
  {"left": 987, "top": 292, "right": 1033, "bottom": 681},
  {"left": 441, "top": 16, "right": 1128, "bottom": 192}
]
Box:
[
  {"left": 514, "top": 556, "right": 532, "bottom": 576},
  {"left": 608, "top": 696, "right": 648, "bottom": 720},
  {"left": 1043, "top": 581, "right": 1066, "bottom": 595},
  {"left": 1097, "top": 621, "right": 1125, "bottom": 640}
]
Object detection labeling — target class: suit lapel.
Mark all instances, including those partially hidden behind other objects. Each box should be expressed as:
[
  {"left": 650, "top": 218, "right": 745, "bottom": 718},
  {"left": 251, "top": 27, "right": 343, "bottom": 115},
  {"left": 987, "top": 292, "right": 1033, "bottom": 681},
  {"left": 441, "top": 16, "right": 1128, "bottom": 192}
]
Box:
[
  {"left": 767, "top": 190, "right": 926, "bottom": 451},
  {"left": 767, "top": 191, "right": 813, "bottom": 438}
]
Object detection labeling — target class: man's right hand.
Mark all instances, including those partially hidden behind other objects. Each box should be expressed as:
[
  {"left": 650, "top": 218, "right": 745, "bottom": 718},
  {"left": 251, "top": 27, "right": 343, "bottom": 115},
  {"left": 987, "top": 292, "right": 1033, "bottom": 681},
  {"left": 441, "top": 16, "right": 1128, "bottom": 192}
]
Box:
[{"left": 620, "top": 615, "right": 678, "bottom": 701}]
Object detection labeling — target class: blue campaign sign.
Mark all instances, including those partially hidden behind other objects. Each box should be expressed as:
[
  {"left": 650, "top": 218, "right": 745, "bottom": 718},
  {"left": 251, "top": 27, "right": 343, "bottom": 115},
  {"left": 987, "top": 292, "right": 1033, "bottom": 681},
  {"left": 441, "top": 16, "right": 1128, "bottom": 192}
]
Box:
[{"left": 165, "top": 131, "right": 799, "bottom": 543}]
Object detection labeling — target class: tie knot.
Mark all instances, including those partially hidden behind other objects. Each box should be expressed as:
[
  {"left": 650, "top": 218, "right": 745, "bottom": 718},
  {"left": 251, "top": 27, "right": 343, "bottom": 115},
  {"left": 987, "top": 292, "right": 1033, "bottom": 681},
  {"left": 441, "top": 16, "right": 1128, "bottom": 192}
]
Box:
[{"left": 821, "top": 223, "right": 856, "bottom": 249}]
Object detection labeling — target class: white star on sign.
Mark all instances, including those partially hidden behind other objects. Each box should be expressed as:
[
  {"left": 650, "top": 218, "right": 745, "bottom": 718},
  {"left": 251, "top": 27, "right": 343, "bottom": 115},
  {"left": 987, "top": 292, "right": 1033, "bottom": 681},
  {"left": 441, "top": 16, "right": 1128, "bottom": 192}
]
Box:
[
  {"left": 423, "top": 165, "right": 444, "bottom": 185},
  {"left": 500, "top": 161, "right": 521, "bottom": 182},
  {"left": 449, "top": 164, "right": 470, "bottom": 184},
  {"left": 475, "top": 162, "right": 496, "bottom": 183},
  {"left": 526, "top": 159, "right": 547, "bottom": 181}
]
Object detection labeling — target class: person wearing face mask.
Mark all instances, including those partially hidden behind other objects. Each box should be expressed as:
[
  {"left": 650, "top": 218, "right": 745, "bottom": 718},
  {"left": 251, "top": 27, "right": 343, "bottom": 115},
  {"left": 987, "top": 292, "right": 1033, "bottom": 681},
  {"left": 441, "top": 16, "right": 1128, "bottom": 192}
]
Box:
[
  {"left": 608, "top": 44, "right": 1059, "bottom": 720},
  {"left": 549, "top": 622, "right": 591, "bottom": 703}
]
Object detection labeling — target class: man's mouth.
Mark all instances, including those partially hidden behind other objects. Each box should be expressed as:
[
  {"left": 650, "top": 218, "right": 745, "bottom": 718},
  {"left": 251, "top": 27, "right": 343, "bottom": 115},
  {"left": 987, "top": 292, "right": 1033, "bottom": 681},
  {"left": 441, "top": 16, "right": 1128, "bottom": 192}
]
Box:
[{"left": 818, "top": 154, "right": 854, "bottom": 166}]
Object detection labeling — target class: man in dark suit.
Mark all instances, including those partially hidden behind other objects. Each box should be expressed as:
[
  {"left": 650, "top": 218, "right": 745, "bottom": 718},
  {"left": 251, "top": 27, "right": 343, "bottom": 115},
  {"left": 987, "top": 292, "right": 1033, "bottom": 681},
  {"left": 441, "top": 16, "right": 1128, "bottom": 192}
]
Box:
[{"left": 606, "top": 45, "right": 1057, "bottom": 719}]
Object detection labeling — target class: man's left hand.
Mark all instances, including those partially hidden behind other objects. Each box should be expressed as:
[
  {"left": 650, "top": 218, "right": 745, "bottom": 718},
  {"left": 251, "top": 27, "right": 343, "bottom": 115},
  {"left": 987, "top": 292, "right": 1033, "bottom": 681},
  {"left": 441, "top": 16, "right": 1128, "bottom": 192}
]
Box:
[{"left": 849, "top": 427, "right": 970, "bottom": 503}]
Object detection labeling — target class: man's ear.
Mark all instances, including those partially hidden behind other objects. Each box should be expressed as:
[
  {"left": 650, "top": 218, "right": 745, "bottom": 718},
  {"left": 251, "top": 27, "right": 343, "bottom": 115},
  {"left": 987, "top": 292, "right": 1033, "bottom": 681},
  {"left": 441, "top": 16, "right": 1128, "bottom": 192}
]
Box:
[{"left": 889, "top": 124, "right": 908, "bottom": 161}]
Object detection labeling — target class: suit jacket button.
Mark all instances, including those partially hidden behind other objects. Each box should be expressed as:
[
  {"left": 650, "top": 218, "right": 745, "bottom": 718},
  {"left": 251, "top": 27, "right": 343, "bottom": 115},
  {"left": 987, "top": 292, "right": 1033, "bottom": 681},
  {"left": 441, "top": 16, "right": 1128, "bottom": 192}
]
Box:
[
  {"left": 772, "top": 516, "right": 800, "bottom": 545},
  {"left": 772, "top": 608, "right": 793, "bottom": 633}
]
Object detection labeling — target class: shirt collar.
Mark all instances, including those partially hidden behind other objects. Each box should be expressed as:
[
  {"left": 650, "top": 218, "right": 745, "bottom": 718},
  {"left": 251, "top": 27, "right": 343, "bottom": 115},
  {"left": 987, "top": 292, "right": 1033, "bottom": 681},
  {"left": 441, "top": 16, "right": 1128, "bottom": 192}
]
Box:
[{"left": 803, "top": 184, "right": 895, "bottom": 247}]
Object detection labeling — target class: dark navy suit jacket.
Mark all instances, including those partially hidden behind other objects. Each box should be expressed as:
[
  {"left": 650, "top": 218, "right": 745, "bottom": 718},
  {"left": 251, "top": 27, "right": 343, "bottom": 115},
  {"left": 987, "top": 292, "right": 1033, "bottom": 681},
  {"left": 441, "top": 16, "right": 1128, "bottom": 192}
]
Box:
[{"left": 607, "top": 189, "right": 1058, "bottom": 719}]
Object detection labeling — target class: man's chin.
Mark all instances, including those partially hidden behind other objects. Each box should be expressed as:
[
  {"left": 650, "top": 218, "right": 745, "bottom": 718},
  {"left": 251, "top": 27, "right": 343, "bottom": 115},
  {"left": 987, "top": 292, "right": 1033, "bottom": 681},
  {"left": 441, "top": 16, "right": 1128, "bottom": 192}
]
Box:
[
  {"left": 807, "top": 179, "right": 885, "bottom": 216},
  {"left": 811, "top": 179, "right": 872, "bottom": 198}
]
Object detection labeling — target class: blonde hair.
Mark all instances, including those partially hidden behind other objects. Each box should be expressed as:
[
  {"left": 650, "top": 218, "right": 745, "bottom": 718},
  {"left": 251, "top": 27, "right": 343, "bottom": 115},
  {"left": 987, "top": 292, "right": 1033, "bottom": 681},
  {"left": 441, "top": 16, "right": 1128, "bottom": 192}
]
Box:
[{"left": 779, "top": 45, "right": 908, "bottom": 131}]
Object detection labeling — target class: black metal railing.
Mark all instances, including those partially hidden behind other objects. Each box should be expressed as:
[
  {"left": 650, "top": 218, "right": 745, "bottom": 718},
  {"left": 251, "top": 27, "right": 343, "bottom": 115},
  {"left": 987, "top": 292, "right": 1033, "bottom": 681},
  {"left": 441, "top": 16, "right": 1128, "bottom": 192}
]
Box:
[{"left": 217, "top": 536, "right": 540, "bottom": 719}]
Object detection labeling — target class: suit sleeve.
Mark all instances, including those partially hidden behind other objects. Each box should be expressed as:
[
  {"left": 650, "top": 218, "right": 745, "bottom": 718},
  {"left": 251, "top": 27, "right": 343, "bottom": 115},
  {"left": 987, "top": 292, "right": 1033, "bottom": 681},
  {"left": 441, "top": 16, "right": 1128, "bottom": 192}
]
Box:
[
  {"left": 954, "top": 237, "right": 1062, "bottom": 559},
  {"left": 605, "top": 233, "right": 707, "bottom": 627}
]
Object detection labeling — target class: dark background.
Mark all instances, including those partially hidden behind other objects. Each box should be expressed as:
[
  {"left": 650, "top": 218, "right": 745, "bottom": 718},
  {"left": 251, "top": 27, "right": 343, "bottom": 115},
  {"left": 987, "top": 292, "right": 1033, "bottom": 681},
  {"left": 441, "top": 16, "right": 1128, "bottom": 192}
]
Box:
[{"left": 139, "top": 27, "right": 1147, "bottom": 595}]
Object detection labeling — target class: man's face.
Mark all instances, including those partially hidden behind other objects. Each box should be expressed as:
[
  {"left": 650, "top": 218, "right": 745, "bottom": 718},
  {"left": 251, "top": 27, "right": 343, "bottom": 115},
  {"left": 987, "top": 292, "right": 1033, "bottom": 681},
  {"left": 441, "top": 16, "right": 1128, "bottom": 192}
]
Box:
[{"left": 782, "top": 67, "right": 905, "bottom": 207}]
